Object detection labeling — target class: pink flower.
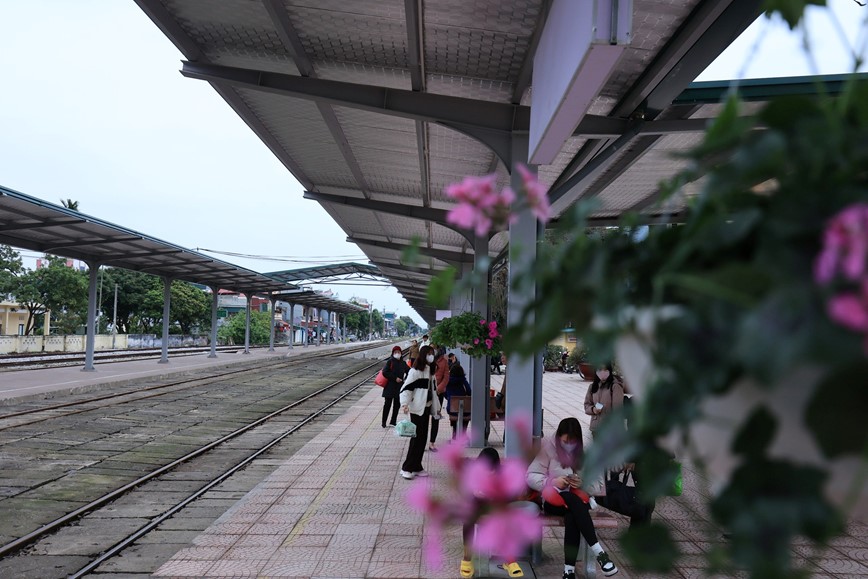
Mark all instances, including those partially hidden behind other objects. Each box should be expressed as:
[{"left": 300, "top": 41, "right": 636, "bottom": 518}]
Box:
[
  {"left": 480, "top": 320, "right": 487, "bottom": 325},
  {"left": 517, "top": 164, "right": 551, "bottom": 223},
  {"left": 488, "top": 321, "right": 498, "bottom": 330},
  {"left": 460, "top": 457, "right": 528, "bottom": 502},
  {"left": 423, "top": 521, "right": 445, "bottom": 569},
  {"left": 406, "top": 479, "right": 436, "bottom": 513},
  {"left": 815, "top": 203, "right": 868, "bottom": 283},
  {"left": 446, "top": 202, "right": 479, "bottom": 231},
  {"left": 488, "top": 329, "right": 498, "bottom": 338},
  {"left": 485, "top": 338, "right": 493, "bottom": 349},
  {"left": 473, "top": 338, "right": 480, "bottom": 345},
  {"left": 435, "top": 433, "right": 469, "bottom": 471},
  {"left": 827, "top": 293, "right": 868, "bottom": 331},
  {"left": 472, "top": 508, "right": 542, "bottom": 562}
]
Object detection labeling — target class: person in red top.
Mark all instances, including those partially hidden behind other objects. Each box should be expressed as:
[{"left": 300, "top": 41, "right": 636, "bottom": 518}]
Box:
[{"left": 428, "top": 345, "right": 450, "bottom": 451}]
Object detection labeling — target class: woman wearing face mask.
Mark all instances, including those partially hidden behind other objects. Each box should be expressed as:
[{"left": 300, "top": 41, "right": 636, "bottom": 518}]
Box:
[
  {"left": 527, "top": 418, "right": 619, "bottom": 578},
  {"left": 381, "top": 345, "right": 408, "bottom": 428},
  {"left": 398, "top": 345, "right": 439, "bottom": 479},
  {"left": 583, "top": 363, "right": 626, "bottom": 437}
]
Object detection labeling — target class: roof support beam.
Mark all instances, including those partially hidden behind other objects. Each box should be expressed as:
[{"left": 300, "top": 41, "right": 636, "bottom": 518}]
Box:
[
  {"left": 0, "top": 218, "right": 83, "bottom": 232},
  {"left": 44, "top": 236, "right": 143, "bottom": 251},
  {"left": 181, "top": 61, "right": 531, "bottom": 134},
  {"left": 303, "top": 190, "right": 457, "bottom": 230},
  {"left": 347, "top": 236, "right": 475, "bottom": 265}
]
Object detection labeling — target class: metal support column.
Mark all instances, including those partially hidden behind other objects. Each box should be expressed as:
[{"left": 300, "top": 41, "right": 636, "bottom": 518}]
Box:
[
  {"left": 208, "top": 286, "right": 219, "bottom": 358},
  {"left": 83, "top": 262, "right": 100, "bottom": 372},
  {"left": 342, "top": 314, "right": 347, "bottom": 343},
  {"left": 269, "top": 295, "right": 277, "bottom": 352},
  {"left": 325, "top": 310, "right": 331, "bottom": 344},
  {"left": 159, "top": 276, "right": 172, "bottom": 364},
  {"left": 243, "top": 293, "right": 251, "bottom": 354},
  {"left": 317, "top": 308, "right": 323, "bottom": 346},
  {"left": 288, "top": 303, "right": 295, "bottom": 349},
  {"left": 505, "top": 133, "right": 540, "bottom": 457},
  {"left": 304, "top": 309, "right": 309, "bottom": 348},
  {"left": 469, "top": 235, "right": 489, "bottom": 448}
]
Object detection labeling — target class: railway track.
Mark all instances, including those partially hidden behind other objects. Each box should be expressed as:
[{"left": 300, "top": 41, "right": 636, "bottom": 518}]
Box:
[
  {"left": 0, "top": 344, "right": 403, "bottom": 578},
  {"left": 0, "top": 342, "right": 385, "bottom": 430}
]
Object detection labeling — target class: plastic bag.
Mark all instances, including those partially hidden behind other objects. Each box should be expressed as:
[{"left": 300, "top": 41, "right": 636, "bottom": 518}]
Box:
[{"left": 395, "top": 419, "right": 417, "bottom": 437}]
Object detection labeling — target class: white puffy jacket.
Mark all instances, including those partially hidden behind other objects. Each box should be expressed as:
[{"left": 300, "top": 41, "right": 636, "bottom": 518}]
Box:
[{"left": 399, "top": 367, "right": 433, "bottom": 416}]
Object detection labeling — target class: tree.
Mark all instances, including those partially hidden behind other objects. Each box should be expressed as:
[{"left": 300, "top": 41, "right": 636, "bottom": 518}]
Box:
[
  {"left": 394, "top": 318, "right": 407, "bottom": 336},
  {"left": 169, "top": 281, "right": 210, "bottom": 333},
  {"left": 398, "top": 315, "right": 420, "bottom": 336},
  {"left": 0, "top": 245, "right": 23, "bottom": 297},
  {"left": 217, "top": 310, "right": 272, "bottom": 345},
  {"left": 371, "top": 308, "right": 384, "bottom": 337},
  {"left": 98, "top": 268, "right": 161, "bottom": 333},
  {"left": 138, "top": 279, "right": 210, "bottom": 334},
  {"left": 10, "top": 256, "right": 87, "bottom": 334}
]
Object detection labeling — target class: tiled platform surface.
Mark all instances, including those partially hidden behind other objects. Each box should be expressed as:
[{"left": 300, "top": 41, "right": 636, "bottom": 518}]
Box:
[{"left": 154, "top": 372, "right": 868, "bottom": 578}]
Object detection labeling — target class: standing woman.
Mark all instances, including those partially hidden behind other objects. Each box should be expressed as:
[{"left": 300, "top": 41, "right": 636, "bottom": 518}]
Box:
[
  {"left": 381, "top": 345, "right": 407, "bottom": 428},
  {"left": 428, "top": 345, "right": 450, "bottom": 451},
  {"left": 444, "top": 362, "right": 472, "bottom": 438},
  {"left": 583, "top": 363, "right": 626, "bottom": 437},
  {"left": 527, "top": 418, "right": 618, "bottom": 578},
  {"left": 398, "top": 345, "right": 439, "bottom": 480}
]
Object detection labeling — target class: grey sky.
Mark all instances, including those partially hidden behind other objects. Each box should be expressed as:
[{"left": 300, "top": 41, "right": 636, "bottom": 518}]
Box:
[{"left": 1, "top": 1, "right": 865, "bottom": 328}]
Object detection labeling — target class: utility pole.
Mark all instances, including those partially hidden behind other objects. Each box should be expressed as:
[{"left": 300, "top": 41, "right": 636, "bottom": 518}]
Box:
[
  {"left": 368, "top": 302, "right": 373, "bottom": 341},
  {"left": 111, "top": 283, "right": 118, "bottom": 349}
]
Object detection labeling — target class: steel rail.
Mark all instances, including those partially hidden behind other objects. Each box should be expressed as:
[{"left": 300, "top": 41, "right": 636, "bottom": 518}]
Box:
[{"left": 0, "top": 351, "right": 397, "bottom": 562}]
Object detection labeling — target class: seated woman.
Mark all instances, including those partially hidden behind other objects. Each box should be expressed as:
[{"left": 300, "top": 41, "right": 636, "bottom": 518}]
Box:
[
  {"left": 526, "top": 417, "right": 618, "bottom": 578},
  {"left": 444, "top": 362, "right": 471, "bottom": 438}
]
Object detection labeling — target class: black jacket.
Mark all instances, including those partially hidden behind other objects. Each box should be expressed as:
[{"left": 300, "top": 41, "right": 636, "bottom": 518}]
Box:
[{"left": 381, "top": 357, "right": 408, "bottom": 398}]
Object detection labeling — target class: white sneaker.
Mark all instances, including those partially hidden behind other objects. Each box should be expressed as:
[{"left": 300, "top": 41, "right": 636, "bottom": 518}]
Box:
[
  {"left": 414, "top": 470, "right": 429, "bottom": 477},
  {"left": 400, "top": 470, "right": 415, "bottom": 480}
]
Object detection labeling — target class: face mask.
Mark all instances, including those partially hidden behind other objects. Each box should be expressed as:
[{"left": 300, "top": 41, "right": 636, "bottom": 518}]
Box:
[
  {"left": 561, "top": 441, "right": 578, "bottom": 452},
  {"left": 393, "top": 353, "right": 401, "bottom": 359},
  {"left": 426, "top": 354, "right": 435, "bottom": 363},
  {"left": 596, "top": 370, "right": 610, "bottom": 381}
]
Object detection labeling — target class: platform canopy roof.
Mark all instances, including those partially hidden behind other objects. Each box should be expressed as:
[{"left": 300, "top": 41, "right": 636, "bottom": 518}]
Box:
[
  {"left": 270, "top": 287, "right": 368, "bottom": 314},
  {"left": 267, "top": 262, "right": 384, "bottom": 285},
  {"left": 0, "top": 185, "right": 289, "bottom": 294},
  {"left": 137, "top": 0, "right": 771, "bottom": 323}
]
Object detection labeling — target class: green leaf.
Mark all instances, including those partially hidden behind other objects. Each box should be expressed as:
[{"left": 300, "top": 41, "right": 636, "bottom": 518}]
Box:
[
  {"left": 732, "top": 406, "right": 777, "bottom": 458},
  {"left": 619, "top": 523, "right": 679, "bottom": 572},
  {"left": 426, "top": 267, "right": 456, "bottom": 309},
  {"left": 763, "top": 0, "right": 826, "bottom": 29},
  {"left": 401, "top": 237, "right": 422, "bottom": 266},
  {"left": 805, "top": 361, "right": 868, "bottom": 458}
]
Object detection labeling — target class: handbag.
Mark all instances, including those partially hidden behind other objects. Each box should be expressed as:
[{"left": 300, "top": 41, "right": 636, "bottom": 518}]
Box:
[
  {"left": 598, "top": 469, "right": 653, "bottom": 526},
  {"left": 374, "top": 369, "right": 388, "bottom": 387},
  {"left": 394, "top": 419, "right": 417, "bottom": 437}
]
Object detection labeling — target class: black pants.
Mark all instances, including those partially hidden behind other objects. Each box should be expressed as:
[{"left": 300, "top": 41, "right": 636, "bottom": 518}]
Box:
[
  {"left": 429, "top": 393, "right": 445, "bottom": 443},
  {"left": 543, "top": 492, "right": 598, "bottom": 566},
  {"left": 382, "top": 396, "right": 399, "bottom": 427},
  {"left": 401, "top": 407, "right": 430, "bottom": 473}
]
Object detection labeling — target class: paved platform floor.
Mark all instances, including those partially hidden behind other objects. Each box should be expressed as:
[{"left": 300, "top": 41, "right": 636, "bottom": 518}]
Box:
[
  {"left": 0, "top": 341, "right": 390, "bottom": 403},
  {"left": 152, "top": 372, "right": 868, "bottom": 578}
]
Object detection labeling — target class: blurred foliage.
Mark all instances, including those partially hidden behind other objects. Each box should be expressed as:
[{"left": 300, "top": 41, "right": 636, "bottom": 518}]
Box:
[{"left": 504, "top": 75, "right": 868, "bottom": 576}]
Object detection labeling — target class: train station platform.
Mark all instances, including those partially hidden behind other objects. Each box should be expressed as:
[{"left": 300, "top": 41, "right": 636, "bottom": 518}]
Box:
[
  {"left": 0, "top": 341, "right": 393, "bottom": 404},
  {"left": 149, "top": 371, "right": 868, "bottom": 578}
]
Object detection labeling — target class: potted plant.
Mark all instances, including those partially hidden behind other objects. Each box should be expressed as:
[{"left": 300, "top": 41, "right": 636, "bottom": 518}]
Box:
[{"left": 429, "top": 310, "right": 502, "bottom": 359}]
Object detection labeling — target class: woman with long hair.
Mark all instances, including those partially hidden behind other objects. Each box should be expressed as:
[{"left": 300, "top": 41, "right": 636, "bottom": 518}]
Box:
[
  {"left": 527, "top": 417, "right": 618, "bottom": 578},
  {"left": 583, "top": 363, "right": 626, "bottom": 437},
  {"left": 398, "top": 345, "right": 439, "bottom": 479}
]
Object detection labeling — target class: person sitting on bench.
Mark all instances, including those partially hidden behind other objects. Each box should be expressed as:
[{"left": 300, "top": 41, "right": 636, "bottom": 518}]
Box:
[{"left": 526, "top": 417, "right": 619, "bottom": 578}]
